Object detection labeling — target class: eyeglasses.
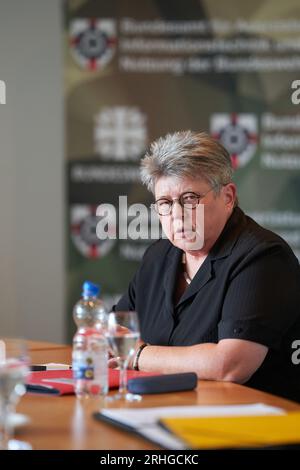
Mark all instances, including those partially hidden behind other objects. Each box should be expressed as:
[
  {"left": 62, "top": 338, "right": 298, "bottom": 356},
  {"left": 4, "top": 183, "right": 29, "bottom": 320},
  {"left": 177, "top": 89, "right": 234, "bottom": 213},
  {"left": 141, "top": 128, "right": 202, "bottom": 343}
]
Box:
[{"left": 152, "top": 188, "right": 214, "bottom": 216}]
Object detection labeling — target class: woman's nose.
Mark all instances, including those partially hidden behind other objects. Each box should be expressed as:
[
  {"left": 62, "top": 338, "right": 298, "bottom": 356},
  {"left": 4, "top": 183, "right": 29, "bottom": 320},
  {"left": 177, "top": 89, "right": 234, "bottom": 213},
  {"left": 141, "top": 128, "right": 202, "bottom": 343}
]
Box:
[{"left": 171, "top": 200, "right": 184, "bottom": 219}]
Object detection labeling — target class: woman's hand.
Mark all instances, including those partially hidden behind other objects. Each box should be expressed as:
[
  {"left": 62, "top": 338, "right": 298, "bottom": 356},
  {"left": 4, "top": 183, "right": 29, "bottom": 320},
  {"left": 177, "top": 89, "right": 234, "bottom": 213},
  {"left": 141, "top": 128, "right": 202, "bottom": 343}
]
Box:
[
  {"left": 107, "top": 339, "right": 145, "bottom": 369},
  {"left": 108, "top": 356, "right": 120, "bottom": 369}
]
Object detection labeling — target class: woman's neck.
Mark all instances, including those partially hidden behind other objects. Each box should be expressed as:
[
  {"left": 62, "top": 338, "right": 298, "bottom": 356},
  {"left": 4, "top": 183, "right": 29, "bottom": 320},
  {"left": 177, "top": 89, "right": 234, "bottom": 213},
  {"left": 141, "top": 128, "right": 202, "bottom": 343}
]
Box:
[{"left": 183, "top": 251, "right": 207, "bottom": 281}]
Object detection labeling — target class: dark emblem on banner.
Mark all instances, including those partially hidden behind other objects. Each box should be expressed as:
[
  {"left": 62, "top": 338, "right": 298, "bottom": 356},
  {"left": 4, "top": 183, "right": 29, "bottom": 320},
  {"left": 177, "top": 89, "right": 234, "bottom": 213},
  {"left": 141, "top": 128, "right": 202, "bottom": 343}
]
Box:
[
  {"left": 211, "top": 114, "right": 258, "bottom": 169},
  {"left": 70, "top": 205, "right": 116, "bottom": 259},
  {"left": 69, "top": 19, "right": 116, "bottom": 70}
]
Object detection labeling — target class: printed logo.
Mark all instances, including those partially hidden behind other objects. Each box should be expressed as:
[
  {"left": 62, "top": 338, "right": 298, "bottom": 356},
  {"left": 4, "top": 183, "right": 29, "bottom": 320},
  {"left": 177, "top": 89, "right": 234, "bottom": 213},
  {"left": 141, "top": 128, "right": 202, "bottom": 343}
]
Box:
[
  {"left": 70, "top": 205, "right": 116, "bottom": 259},
  {"left": 94, "top": 106, "right": 147, "bottom": 160},
  {"left": 211, "top": 113, "right": 258, "bottom": 169},
  {"left": 69, "top": 19, "right": 116, "bottom": 70}
]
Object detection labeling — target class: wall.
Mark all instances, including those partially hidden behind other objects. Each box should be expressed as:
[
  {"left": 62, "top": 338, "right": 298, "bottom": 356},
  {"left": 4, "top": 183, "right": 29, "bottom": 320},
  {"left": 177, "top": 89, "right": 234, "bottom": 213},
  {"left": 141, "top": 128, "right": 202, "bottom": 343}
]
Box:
[{"left": 0, "top": 0, "right": 65, "bottom": 342}]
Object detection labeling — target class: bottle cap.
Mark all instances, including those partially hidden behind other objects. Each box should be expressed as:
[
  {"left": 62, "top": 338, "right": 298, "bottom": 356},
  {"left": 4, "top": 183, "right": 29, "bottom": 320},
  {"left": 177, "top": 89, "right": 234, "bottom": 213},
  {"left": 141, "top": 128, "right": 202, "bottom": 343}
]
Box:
[{"left": 82, "top": 281, "right": 100, "bottom": 297}]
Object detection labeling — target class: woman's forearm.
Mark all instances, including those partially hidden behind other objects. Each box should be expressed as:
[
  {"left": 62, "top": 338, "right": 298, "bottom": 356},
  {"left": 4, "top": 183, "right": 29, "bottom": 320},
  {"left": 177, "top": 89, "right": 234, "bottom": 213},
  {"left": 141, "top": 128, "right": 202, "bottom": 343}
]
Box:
[
  {"left": 137, "top": 339, "right": 268, "bottom": 384},
  {"left": 137, "top": 343, "right": 225, "bottom": 380}
]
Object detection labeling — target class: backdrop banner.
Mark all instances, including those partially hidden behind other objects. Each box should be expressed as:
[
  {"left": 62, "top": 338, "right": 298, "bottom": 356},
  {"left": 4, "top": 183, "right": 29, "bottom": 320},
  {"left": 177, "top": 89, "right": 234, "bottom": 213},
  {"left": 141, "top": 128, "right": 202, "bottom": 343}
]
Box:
[{"left": 65, "top": 0, "right": 300, "bottom": 339}]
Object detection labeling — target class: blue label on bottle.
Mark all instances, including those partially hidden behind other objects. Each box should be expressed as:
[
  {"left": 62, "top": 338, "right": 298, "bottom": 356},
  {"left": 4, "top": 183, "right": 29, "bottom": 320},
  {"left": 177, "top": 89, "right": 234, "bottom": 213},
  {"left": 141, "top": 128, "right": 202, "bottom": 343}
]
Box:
[
  {"left": 73, "top": 365, "right": 94, "bottom": 380},
  {"left": 72, "top": 352, "right": 95, "bottom": 380}
]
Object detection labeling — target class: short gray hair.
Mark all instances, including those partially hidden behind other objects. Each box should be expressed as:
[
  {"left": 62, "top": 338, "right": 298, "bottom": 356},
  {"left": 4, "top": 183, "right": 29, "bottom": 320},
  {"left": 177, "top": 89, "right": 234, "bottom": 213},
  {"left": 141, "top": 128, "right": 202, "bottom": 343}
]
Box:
[{"left": 140, "top": 130, "right": 234, "bottom": 194}]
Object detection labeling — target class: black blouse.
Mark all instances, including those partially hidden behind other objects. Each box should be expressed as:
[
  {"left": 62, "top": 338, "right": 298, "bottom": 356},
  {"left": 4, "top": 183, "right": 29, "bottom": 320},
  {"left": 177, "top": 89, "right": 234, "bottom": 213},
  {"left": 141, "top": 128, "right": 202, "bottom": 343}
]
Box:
[{"left": 115, "top": 207, "right": 300, "bottom": 402}]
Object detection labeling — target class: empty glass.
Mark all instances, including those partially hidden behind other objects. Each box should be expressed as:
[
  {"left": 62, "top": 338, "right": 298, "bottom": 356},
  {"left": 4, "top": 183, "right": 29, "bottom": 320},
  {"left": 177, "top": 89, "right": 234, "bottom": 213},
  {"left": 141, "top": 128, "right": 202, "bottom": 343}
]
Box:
[{"left": 0, "top": 338, "right": 31, "bottom": 450}]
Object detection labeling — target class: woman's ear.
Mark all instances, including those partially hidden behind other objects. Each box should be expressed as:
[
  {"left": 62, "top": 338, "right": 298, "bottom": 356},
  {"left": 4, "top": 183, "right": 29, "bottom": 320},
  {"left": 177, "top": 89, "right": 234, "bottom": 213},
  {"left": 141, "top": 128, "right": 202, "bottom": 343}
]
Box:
[{"left": 223, "top": 183, "right": 237, "bottom": 210}]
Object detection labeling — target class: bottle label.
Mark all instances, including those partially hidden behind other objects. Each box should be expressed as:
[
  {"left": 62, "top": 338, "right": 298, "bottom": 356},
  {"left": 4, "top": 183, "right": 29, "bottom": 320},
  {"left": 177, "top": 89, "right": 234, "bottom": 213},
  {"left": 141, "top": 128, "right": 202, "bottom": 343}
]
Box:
[{"left": 72, "top": 351, "right": 96, "bottom": 380}]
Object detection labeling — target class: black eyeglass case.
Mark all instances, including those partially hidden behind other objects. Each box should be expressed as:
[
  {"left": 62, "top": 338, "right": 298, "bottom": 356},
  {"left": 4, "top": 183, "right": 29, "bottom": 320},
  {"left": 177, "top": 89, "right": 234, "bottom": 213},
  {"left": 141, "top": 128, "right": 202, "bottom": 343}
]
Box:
[{"left": 127, "top": 372, "right": 198, "bottom": 394}]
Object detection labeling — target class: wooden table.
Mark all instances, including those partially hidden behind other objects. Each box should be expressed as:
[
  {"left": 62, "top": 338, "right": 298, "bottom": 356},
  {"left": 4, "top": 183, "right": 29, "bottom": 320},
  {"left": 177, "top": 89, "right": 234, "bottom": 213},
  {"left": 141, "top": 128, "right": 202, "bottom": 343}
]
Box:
[{"left": 16, "top": 341, "right": 300, "bottom": 450}]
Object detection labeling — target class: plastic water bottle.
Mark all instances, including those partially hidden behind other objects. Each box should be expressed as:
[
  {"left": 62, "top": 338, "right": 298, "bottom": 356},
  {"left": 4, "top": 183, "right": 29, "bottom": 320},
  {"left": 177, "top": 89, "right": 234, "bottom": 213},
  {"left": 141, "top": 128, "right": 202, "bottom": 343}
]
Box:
[{"left": 72, "top": 281, "right": 108, "bottom": 398}]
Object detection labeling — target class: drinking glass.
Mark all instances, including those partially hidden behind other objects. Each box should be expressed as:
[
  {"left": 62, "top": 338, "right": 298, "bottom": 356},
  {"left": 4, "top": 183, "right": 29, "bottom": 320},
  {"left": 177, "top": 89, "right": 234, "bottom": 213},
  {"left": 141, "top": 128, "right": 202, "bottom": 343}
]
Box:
[
  {"left": 0, "top": 338, "right": 31, "bottom": 450},
  {"left": 106, "top": 311, "right": 141, "bottom": 402}
]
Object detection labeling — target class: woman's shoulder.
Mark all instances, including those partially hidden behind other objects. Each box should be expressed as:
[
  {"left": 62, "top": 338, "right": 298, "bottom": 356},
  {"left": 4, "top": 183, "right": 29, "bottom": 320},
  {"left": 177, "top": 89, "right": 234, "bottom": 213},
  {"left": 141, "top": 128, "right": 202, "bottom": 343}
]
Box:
[{"left": 234, "top": 209, "right": 299, "bottom": 270}]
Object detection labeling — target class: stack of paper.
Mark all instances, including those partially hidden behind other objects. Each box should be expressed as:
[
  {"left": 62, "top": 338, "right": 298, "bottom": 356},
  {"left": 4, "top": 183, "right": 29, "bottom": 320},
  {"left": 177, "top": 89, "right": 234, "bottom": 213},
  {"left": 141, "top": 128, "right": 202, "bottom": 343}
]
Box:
[{"left": 97, "top": 403, "right": 285, "bottom": 450}]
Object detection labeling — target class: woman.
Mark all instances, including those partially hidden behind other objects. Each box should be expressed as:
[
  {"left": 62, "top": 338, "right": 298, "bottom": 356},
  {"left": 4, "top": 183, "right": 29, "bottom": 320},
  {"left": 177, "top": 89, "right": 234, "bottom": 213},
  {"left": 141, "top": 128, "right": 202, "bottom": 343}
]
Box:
[{"left": 114, "top": 130, "right": 300, "bottom": 401}]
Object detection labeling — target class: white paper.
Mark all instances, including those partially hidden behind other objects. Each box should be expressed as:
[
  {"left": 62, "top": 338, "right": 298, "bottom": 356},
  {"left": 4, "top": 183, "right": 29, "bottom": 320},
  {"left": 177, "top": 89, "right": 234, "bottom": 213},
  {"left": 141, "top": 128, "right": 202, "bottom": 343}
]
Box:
[{"left": 100, "top": 403, "right": 285, "bottom": 450}]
